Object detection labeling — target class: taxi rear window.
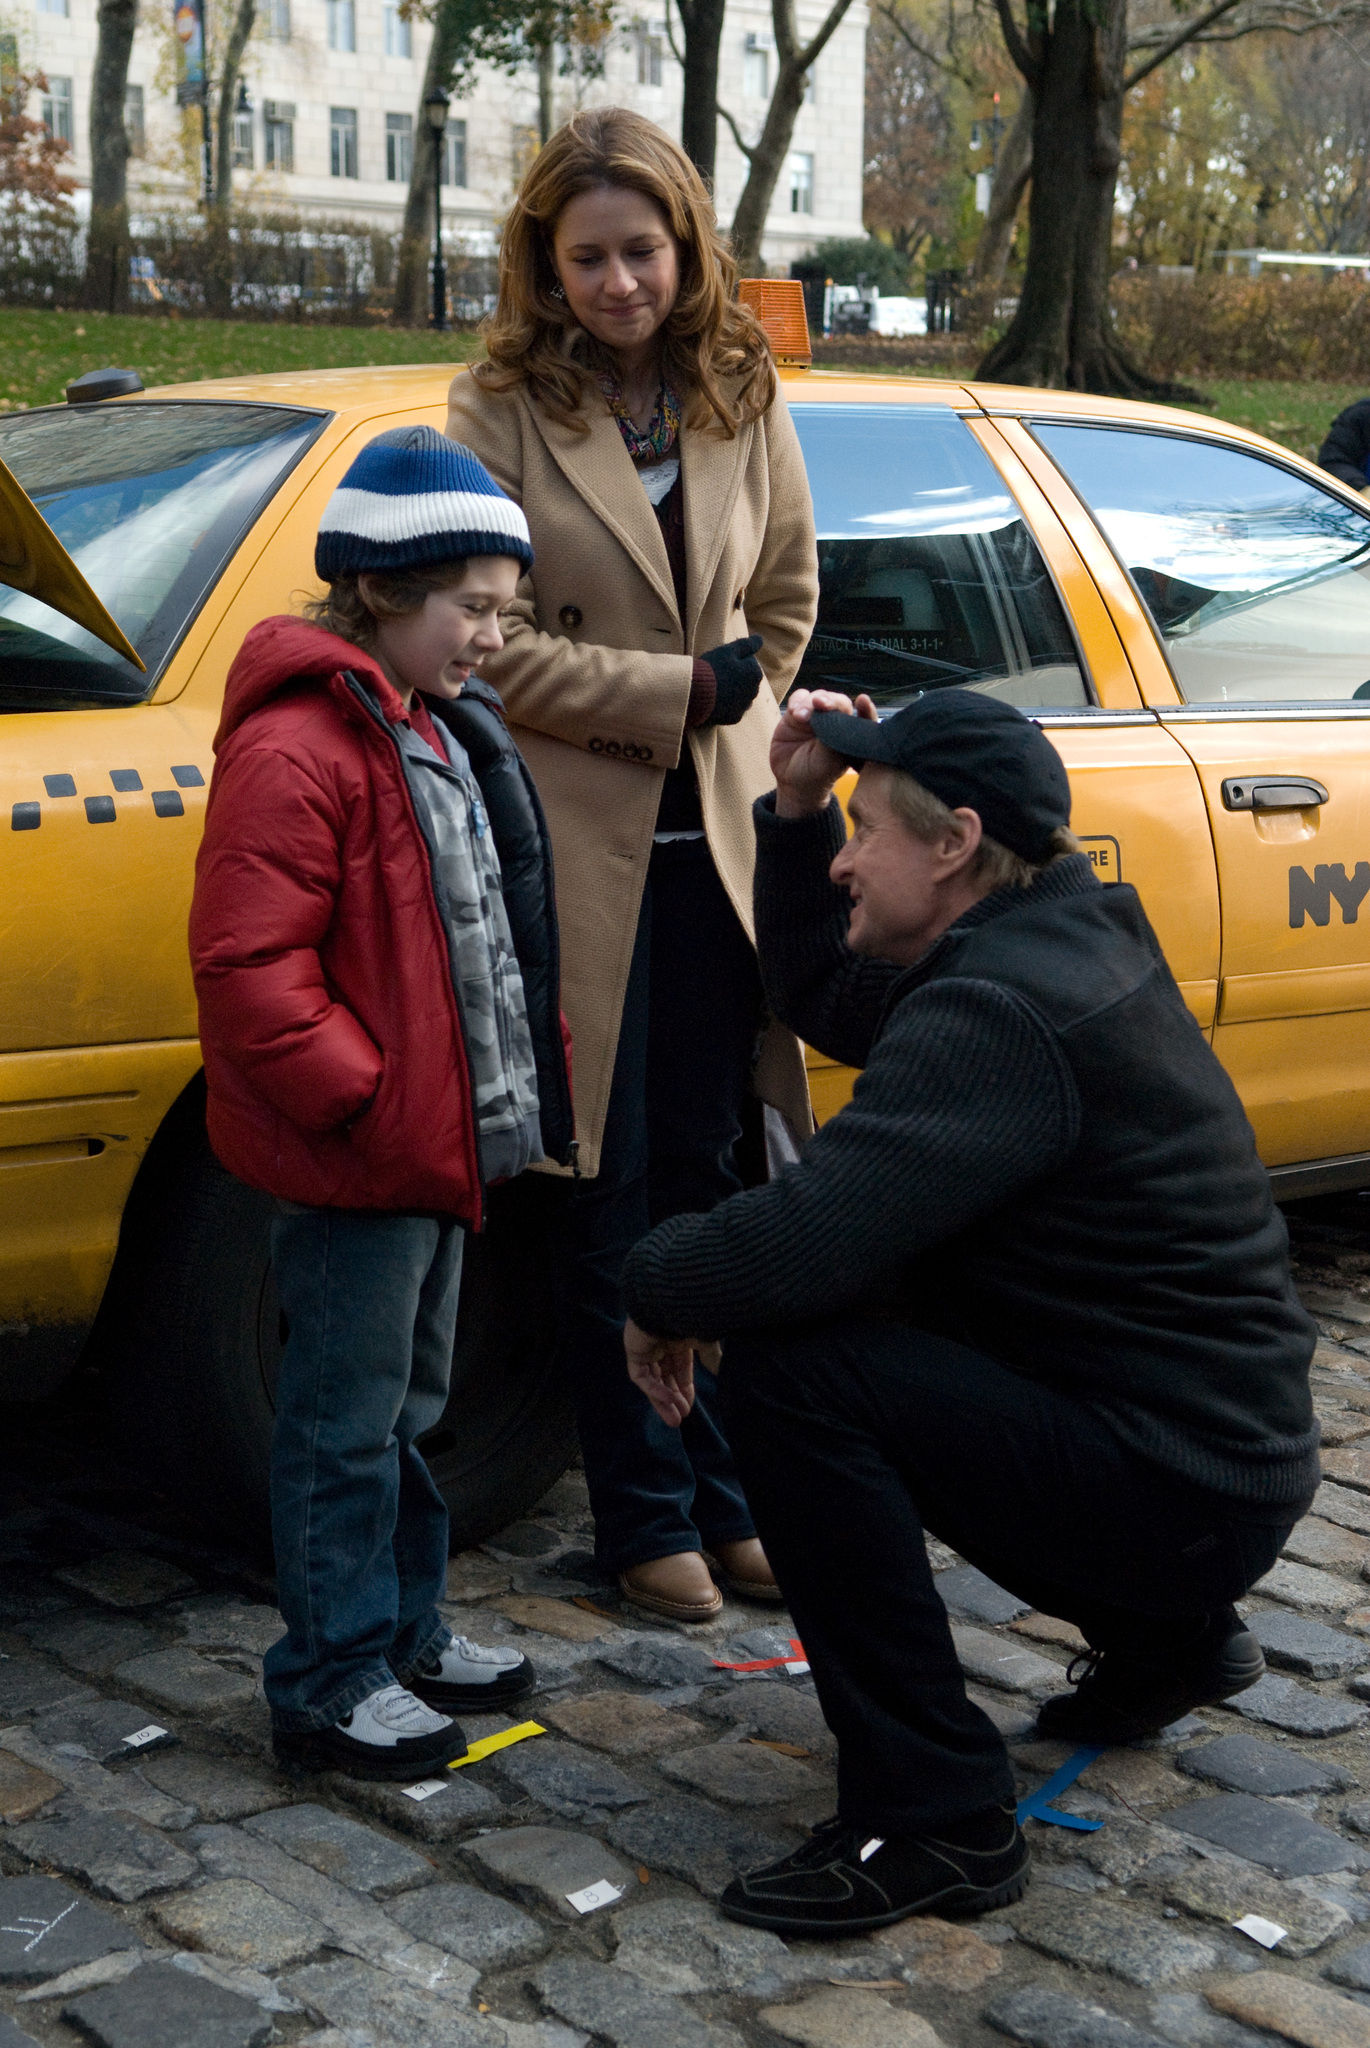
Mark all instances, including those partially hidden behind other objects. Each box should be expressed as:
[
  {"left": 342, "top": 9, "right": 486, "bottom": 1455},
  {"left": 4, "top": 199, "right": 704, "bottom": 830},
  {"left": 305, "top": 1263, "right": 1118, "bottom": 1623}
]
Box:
[
  {"left": 0, "top": 401, "right": 324, "bottom": 710},
  {"left": 791, "top": 402, "right": 1090, "bottom": 711}
]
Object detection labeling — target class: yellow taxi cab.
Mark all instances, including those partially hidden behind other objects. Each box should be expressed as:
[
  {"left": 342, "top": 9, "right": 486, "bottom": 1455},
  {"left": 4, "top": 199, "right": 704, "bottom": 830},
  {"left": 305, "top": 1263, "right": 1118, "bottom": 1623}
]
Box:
[{"left": 3, "top": 360, "right": 1367, "bottom": 1535}]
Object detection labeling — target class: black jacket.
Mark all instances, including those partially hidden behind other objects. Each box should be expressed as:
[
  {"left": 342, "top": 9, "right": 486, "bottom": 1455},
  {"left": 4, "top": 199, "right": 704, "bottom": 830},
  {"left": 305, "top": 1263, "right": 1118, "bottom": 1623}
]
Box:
[
  {"left": 623, "top": 797, "right": 1318, "bottom": 1509},
  {"left": 429, "top": 676, "right": 575, "bottom": 1170},
  {"left": 1318, "top": 399, "right": 1370, "bottom": 488}
]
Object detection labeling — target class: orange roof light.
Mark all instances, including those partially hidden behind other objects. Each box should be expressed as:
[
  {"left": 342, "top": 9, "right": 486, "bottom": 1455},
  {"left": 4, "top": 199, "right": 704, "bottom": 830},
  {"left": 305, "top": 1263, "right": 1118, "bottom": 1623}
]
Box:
[{"left": 738, "top": 278, "right": 812, "bottom": 368}]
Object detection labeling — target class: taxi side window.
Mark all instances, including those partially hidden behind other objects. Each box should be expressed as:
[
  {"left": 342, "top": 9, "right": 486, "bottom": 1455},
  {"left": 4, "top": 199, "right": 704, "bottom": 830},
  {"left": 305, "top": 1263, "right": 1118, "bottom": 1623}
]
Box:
[
  {"left": 1033, "top": 421, "right": 1370, "bottom": 707},
  {"left": 790, "top": 403, "right": 1091, "bottom": 712}
]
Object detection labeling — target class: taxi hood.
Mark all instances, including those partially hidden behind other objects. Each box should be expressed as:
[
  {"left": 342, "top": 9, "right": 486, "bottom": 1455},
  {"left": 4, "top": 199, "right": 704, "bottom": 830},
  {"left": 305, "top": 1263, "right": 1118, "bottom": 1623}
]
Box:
[
  {"left": 216, "top": 615, "right": 405, "bottom": 751},
  {"left": 0, "top": 455, "right": 145, "bottom": 670}
]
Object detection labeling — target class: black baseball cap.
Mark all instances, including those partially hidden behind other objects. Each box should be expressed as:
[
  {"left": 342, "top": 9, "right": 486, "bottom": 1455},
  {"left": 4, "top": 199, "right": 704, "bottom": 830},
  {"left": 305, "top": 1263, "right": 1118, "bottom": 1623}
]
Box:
[{"left": 809, "top": 688, "right": 1071, "bottom": 862}]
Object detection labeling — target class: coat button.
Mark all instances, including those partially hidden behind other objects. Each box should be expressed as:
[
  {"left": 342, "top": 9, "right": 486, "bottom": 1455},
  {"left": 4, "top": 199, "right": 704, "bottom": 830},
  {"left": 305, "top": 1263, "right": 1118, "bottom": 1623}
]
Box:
[{"left": 559, "top": 605, "right": 583, "bottom": 629}]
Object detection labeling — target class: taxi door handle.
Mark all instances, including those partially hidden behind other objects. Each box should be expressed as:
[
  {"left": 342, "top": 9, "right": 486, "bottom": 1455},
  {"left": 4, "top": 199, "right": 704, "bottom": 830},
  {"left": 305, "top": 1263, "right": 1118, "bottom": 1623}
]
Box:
[{"left": 1222, "top": 776, "right": 1329, "bottom": 812}]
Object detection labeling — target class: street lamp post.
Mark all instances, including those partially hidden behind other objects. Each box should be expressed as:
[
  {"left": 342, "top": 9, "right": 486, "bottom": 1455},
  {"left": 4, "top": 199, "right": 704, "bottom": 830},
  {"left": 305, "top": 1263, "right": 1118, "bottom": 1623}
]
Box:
[{"left": 425, "top": 86, "right": 450, "bottom": 331}]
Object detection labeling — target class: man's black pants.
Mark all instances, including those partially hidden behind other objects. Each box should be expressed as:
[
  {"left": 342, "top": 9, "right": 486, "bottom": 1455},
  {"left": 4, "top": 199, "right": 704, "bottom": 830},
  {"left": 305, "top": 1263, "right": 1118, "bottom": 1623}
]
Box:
[{"left": 719, "top": 1318, "right": 1297, "bottom": 1835}]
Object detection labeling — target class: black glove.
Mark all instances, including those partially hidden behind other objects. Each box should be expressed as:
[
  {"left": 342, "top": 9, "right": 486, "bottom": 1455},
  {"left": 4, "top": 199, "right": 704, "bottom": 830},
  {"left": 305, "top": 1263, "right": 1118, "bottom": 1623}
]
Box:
[{"left": 699, "top": 634, "right": 764, "bottom": 726}]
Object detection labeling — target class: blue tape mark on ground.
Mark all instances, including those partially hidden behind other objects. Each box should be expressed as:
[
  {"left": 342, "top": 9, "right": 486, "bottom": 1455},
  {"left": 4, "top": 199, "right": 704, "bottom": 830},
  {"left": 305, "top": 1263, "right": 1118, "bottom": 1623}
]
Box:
[{"left": 1016, "top": 1744, "right": 1106, "bottom": 1832}]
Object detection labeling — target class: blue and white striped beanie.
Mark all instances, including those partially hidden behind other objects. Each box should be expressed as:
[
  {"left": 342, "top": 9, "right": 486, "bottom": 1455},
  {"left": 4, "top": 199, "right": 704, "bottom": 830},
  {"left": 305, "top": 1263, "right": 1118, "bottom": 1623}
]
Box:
[{"left": 315, "top": 424, "right": 533, "bottom": 579}]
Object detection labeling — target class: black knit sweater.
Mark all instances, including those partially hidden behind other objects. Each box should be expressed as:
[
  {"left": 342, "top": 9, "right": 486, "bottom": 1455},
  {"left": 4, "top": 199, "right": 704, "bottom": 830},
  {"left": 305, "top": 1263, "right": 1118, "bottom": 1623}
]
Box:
[{"left": 622, "top": 795, "right": 1319, "bottom": 1510}]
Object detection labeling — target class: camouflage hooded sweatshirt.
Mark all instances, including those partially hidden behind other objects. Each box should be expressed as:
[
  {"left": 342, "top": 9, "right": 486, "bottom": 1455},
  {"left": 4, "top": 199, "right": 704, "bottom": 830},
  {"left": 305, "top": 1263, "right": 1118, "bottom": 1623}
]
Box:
[{"left": 394, "top": 712, "right": 543, "bottom": 1183}]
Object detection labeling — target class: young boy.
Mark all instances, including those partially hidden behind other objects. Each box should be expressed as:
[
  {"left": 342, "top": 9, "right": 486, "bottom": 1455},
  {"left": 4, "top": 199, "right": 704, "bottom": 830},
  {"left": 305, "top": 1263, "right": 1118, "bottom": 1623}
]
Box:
[{"left": 190, "top": 426, "right": 574, "bottom": 1779}]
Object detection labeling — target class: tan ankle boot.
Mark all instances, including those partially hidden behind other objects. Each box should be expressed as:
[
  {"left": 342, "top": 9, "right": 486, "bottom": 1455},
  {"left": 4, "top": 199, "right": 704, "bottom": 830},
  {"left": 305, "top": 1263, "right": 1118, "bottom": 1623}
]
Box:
[
  {"left": 707, "top": 1537, "right": 785, "bottom": 1603},
  {"left": 619, "top": 1551, "right": 723, "bottom": 1624}
]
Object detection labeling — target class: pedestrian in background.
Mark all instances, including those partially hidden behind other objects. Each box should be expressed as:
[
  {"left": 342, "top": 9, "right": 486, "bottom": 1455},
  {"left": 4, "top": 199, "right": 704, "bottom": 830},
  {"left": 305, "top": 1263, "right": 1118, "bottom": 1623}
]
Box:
[
  {"left": 447, "top": 107, "right": 817, "bottom": 1625},
  {"left": 190, "top": 428, "right": 574, "bottom": 1778},
  {"left": 1318, "top": 397, "right": 1370, "bottom": 497}
]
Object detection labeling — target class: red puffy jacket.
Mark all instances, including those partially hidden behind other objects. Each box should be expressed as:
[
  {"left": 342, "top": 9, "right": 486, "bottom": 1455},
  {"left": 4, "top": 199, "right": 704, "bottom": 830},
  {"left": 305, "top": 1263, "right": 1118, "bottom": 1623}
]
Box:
[{"left": 191, "top": 617, "right": 549, "bottom": 1222}]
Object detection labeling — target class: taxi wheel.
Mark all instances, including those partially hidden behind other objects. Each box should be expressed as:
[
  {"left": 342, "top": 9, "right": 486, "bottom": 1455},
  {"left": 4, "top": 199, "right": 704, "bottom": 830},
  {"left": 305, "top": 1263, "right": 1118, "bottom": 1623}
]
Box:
[{"left": 103, "top": 1088, "right": 577, "bottom": 1553}]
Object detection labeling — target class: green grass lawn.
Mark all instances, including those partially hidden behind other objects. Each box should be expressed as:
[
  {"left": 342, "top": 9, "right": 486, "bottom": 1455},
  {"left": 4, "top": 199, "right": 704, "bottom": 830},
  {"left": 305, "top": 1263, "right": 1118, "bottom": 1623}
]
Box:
[
  {"left": 1186, "top": 379, "right": 1364, "bottom": 463},
  {"left": 0, "top": 309, "right": 1363, "bottom": 467},
  {"left": 0, "top": 307, "right": 483, "bottom": 410}
]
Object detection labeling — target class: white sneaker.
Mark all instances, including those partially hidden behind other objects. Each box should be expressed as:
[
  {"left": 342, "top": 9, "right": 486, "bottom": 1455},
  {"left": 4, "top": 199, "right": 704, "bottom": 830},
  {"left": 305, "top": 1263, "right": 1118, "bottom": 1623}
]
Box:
[
  {"left": 407, "top": 1635, "right": 536, "bottom": 1709},
  {"left": 273, "top": 1681, "right": 468, "bottom": 1782},
  {"left": 342, "top": 1682, "right": 453, "bottom": 1746}
]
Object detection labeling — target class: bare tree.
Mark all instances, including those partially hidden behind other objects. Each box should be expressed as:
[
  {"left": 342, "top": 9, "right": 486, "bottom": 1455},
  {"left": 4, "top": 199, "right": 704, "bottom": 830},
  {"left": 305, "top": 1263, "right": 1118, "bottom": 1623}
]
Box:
[
  {"left": 873, "top": 0, "right": 1028, "bottom": 282},
  {"left": 213, "top": 0, "right": 256, "bottom": 208},
  {"left": 668, "top": 0, "right": 728, "bottom": 181},
  {"left": 971, "top": 88, "right": 1031, "bottom": 283},
  {"left": 395, "top": 0, "right": 614, "bottom": 328},
  {"left": 862, "top": 3, "right": 958, "bottom": 264},
  {"left": 83, "top": 0, "right": 138, "bottom": 311},
  {"left": 724, "top": 0, "right": 859, "bottom": 272},
  {"left": 394, "top": 0, "right": 479, "bottom": 327},
  {"left": 979, "top": 0, "right": 1370, "bottom": 390}
]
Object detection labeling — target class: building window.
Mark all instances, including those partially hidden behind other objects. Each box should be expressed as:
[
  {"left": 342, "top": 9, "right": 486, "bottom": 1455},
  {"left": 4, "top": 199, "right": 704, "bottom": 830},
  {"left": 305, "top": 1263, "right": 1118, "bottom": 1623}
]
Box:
[
  {"left": 123, "top": 82, "right": 145, "bottom": 155},
  {"left": 266, "top": 0, "right": 291, "bottom": 38},
  {"left": 803, "top": 65, "right": 814, "bottom": 103},
  {"left": 442, "top": 117, "right": 466, "bottom": 187},
  {"left": 743, "top": 34, "right": 768, "bottom": 96},
  {"left": 36, "top": 0, "right": 70, "bottom": 17},
  {"left": 788, "top": 150, "right": 813, "bottom": 213},
  {"left": 263, "top": 99, "right": 295, "bottom": 171},
  {"left": 231, "top": 105, "right": 253, "bottom": 166},
  {"left": 636, "top": 28, "right": 662, "bottom": 85},
  {"left": 385, "top": 110, "right": 411, "bottom": 181},
  {"left": 330, "top": 105, "right": 358, "bottom": 177},
  {"left": 326, "top": 0, "right": 355, "bottom": 51},
  {"left": 41, "top": 76, "right": 73, "bottom": 144},
  {"left": 383, "top": 2, "right": 411, "bottom": 56}
]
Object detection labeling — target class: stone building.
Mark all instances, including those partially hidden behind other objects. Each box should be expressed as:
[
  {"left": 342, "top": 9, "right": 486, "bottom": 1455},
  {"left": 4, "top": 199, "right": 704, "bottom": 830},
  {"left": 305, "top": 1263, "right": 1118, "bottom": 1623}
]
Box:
[{"left": 18, "top": 0, "right": 868, "bottom": 271}]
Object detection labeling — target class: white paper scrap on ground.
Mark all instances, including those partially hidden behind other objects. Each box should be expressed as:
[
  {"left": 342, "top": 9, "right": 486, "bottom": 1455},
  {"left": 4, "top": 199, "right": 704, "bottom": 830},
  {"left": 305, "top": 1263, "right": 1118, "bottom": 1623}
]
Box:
[
  {"left": 1233, "top": 1914, "right": 1287, "bottom": 1948},
  {"left": 785, "top": 1660, "right": 811, "bottom": 1674},
  {"left": 402, "top": 1779, "right": 448, "bottom": 1802},
  {"left": 121, "top": 1726, "right": 169, "bottom": 1749},
  {"left": 859, "top": 1837, "right": 885, "bottom": 1863},
  {"left": 566, "top": 1879, "right": 625, "bottom": 1914}
]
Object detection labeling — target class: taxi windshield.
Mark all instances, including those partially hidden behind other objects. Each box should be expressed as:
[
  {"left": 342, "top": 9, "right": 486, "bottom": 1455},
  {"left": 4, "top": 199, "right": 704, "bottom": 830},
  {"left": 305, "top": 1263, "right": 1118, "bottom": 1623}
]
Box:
[{"left": 0, "top": 401, "right": 324, "bottom": 710}]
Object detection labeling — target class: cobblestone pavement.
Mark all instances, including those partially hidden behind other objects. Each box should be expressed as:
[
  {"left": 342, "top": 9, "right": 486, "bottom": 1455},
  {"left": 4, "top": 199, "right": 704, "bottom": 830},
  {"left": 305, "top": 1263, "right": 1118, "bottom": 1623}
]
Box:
[{"left": 8, "top": 1204, "right": 1370, "bottom": 2047}]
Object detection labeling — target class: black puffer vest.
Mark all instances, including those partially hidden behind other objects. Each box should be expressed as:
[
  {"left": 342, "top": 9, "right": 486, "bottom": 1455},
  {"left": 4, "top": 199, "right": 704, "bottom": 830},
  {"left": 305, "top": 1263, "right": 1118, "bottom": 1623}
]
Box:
[{"left": 429, "top": 679, "right": 575, "bottom": 1172}]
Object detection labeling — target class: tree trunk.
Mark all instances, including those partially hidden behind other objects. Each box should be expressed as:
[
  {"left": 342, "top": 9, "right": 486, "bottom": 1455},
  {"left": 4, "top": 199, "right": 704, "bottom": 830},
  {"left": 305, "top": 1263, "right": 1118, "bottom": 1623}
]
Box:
[
  {"left": 676, "top": 0, "right": 726, "bottom": 184},
  {"left": 536, "top": 39, "right": 554, "bottom": 144},
  {"left": 82, "top": 0, "right": 137, "bottom": 313},
  {"left": 396, "top": 0, "right": 467, "bottom": 326},
  {"left": 976, "top": 0, "right": 1200, "bottom": 396},
  {"left": 729, "top": 67, "right": 805, "bottom": 273},
  {"left": 970, "top": 89, "right": 1032, "bottom": 286},
  {"left": 729, "top": 0, "right": 855, "bottom": 274},
  {"left": 213, "top": 0, "right": 256, "bottom": 209}
]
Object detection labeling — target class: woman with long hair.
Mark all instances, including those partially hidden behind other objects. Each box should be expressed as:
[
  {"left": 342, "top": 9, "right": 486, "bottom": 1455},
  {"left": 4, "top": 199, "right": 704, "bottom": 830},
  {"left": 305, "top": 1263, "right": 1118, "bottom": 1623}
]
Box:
[{"left": 447, "top": 106, "right": 817, "bottom": 1624}]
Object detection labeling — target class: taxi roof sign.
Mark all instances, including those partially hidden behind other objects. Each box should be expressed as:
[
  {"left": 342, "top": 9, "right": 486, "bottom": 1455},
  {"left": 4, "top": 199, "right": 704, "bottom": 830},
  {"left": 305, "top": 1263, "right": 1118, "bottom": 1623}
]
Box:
[
  {"left": 739, "top": 278, "right": 812, "bottom": 367},
  {"left": 0, "top": 455, "right": 146, "bottom": 669}
]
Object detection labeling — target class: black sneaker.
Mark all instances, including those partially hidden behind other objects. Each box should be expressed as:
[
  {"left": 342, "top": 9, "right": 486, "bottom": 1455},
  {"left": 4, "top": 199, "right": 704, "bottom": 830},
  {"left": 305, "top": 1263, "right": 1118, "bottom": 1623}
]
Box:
[
  {"left": 719, "top": 1805, "right": 1030, "bottom": 1936},
  {"left": 403, "top": 1635, "right": 536, "bottom": 1712},
  {"left": 1035, "top": 1614, "right": 1265, "bottom": 1746},
  {"left": 273, "top": 1682, "right": 469, "bottom": 1781}
]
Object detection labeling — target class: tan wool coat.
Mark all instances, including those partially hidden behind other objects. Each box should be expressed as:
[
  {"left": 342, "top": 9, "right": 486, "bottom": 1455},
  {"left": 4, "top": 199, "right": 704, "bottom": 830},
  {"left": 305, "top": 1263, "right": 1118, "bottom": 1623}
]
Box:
[{"left": 446, "top": 366, "right": 819, "bottom": 1177}]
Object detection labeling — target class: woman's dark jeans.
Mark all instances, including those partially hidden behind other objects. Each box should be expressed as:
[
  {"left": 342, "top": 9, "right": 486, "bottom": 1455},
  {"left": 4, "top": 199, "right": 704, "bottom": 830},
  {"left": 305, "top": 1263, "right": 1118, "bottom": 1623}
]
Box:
[
  {"left": 264, "top": 1205, "right": 463, "bottom": 1732},
  {"left": 556, "top": 836, "right": 764, "bottom": 1572}
]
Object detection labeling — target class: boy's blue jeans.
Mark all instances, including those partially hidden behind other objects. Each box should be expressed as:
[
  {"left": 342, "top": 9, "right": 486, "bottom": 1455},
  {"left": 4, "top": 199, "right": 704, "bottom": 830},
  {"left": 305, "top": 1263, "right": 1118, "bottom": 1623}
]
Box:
[{"left": 263, "top": 1204, "right": 463, "bottom": 1732}]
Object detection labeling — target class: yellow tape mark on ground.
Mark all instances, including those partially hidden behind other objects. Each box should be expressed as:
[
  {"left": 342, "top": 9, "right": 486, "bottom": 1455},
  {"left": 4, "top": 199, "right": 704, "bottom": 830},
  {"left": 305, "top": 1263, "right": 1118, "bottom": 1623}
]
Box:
[{"left": 448, "top": 1720, "right": 546, "bottom": 1769}]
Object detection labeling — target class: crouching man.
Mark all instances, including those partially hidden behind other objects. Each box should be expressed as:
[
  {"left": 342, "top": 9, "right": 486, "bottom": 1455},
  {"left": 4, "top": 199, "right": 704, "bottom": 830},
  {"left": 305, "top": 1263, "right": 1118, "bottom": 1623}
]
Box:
[{"left": 620, "top": 685, "right": 1318, "bottom": 1937}]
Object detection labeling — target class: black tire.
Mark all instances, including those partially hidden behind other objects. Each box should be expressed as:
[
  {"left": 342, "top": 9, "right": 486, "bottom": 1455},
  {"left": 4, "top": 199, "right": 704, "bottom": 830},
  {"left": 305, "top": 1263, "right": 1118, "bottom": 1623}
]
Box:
[{"left": 103, "top": 1082, "right": 576, "bottom": 1554}]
